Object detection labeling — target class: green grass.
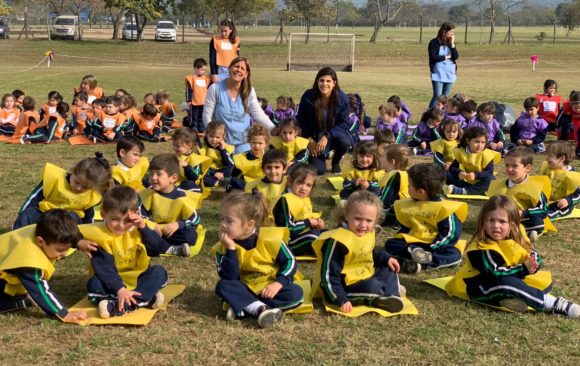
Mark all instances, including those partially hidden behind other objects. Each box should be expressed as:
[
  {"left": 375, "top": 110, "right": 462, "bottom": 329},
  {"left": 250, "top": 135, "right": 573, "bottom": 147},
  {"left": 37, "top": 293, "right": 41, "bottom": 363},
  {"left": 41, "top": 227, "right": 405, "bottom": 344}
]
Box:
[{"left": 0, "top": 35, "right": 579, "bottom": 365}]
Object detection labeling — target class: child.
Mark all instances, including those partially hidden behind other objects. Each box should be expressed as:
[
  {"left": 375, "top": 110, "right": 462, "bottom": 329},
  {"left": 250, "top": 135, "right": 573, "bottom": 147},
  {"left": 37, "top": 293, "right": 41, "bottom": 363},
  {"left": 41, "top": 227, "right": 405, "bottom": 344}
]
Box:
[
  {"left": 446, "top": 195, "right": 579, "bottom": 318},
  {"left": 230, "top": 124, "right": 270, "bottom": 190},
  {"left": 70, "top": 91, "right": 92, "bottom": 136},
  {"left": 81, "top": 186, "right": 168, "bottom": 318},
  {"left": 185, "top": 57, "right": 211, "bottom": 133},
  {"left": 112, "top": 136, "right": 149, "bottom": 191},
  {"left": 120, "top": 94, "right": 140, "bottom": 122},
  {"left": 200, "top": 121, "right": 234, "bottom": 188},
  {"left": 257, "top": 97, "right": 274, "bottom": 122},
  {"left": 115, "top": 89, "right": 129, "bottom": 98},
  {"left": 447, "top": 127, "right": 499, "bottom": 195},
  {"left": 156, "top": 90, "right": 176, "bottom": 131},
  {"left": 340, "top": 140, "right": 382, "bottom": 199},
  {"left": 409, "top": 107, "right": 444, "bottom": 155},
  {"left": 210, "top": 18, "right": 240, "bottom": 82},
  {"left": 91, "top": 98, "right": 106, "bottom": 116},
  {"left": 12, "top": 89, "right": 25, "bottom": 112},
  {"left": 24, "top": 102, "right": 69, "bottom": 144},
  {"left": 486, "top": 147, "right": 550, "bottom": 242},
  {"left": 379, "top": 144, "right": 410, "bottom": 226},
  {"left": 313, "top": 190, "right": 404, "bottom": 314},
  {"left": 0, "top": 94, "right": 20, "bottom": 136},
  {"left": 535, "top": 79, "right": 561, "bottom": 132},
  {"left": 212, "top": 191, "right": 303, "bottom": 328},
  {"left": 431, "top": 118, "right": 462, "bottom": 172},
  {"left": 131, "top": 103, "right": 163, "bottom": 142},
  {"left": 375, "top": 129, "right": 395, "bottom": 169},
  {"left": 269, "top": 118, "right": 309, "bottom": 167},
  {"left": 273, "top": 163, "right": 324, "bottom": 256},
  {"left": 0, "top": 209, "right": 90, "bottom": 323},
  {"left": 143, "top": 93, "right": 155, "bottom": 106},
  {"left": 459, "top": 99, "right": 477, "bottom": 128},
  {"left": 38, "top": 91, "right": 63, "bottom": 123},
  {"left": 273, "top": 96, "right": 295, "bottom": 125},
  {"left": 139, "top": 154, "right": 200, "bottom": 257},
  {"left": 444, "top": 98, "right": 465, "bottom": 128},
  {"left": 385, "top": 163, "right": 466, "bottom": 273},
  {"left": 509, "top": 97, "right": 548, "bottom": 153},
  {"left": 13, "top": 152, "right": 111, "bottom": 229},
  {"left": 90, "top": 96, "right": 127, "bottom": 142},
  {"left": 376, "top": 102, "right": 407, "bottom": 144},
  {"left": 347, "top": 94, "right": 362, "bottom": 136},
  {"left": 172, "top": 127, "right": 210, "bottom": 192},
  {"left": 10, "top": 96, "right": 40, "bottom": 144},
  {"left": 436, "top": 95, "right": 448, "bottom": 111},
  {"left": 542, "top": 141, "right": 580, "bottom": 220},
  {"left": 467, "top": 102, "right": 505, "bottom": 152},
  {"left": 388, "top": 95, "right": 412, "bottom": 125},
  {"left": 557, "top": 91, "right": 580, "bottom": 151},
  {"left": 74, "top": 74, "right": 104, "bottom": 104}
]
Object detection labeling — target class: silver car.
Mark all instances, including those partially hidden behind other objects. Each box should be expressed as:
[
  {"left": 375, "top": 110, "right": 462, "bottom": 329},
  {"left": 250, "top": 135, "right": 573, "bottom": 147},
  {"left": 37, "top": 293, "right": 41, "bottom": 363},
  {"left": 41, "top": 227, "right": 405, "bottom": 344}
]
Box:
[{"left": 0, "top": 20, "right": 9, "bottom": 39}]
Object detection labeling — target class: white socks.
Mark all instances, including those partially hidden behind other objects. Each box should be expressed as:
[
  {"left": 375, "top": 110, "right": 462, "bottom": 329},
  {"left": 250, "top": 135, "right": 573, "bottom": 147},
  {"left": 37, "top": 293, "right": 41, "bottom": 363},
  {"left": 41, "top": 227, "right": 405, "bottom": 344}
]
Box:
[
  {"left": 544, "top": 294, "right": 557, "bottom": 311},
  {"left": 243, "top": 301, "right": 266, "bottom": 316}
]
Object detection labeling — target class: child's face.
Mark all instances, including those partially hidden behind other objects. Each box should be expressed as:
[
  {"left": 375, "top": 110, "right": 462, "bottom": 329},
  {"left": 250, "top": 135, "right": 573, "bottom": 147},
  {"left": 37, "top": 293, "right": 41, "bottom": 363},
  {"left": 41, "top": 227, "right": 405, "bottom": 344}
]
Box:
[
  {"left": 437, "top": 102, "right": 445, "bottom": 110},
  {"left": 16, "top": 95, "right": 25, "bottom": 105},
  {"left": 93, "top": 104, "right": 103, "bottom": 113},
  {"left": 290, "top": 174, "right": 315, "bottom": 198},
  {"left": 545, "top": 85, "right": 556, "bottom": 97},
  {"left": 119, "top": 146, "right": 142, "bottom": 168},
  {"left": 144, "top": 96, "right": 155, "bottom": 105},
  {"left": 461, "top": 110, "right": 475, "bottom": 119},
  {"left": 356, "top": 153, "right": 374, "bottom": 168},
  {"left": 484, "top": 208, "right": 511, "bottom": 241},
  {"left": 195, "top": 65, "right": 207, "bottom": 77},
  {"left": 81, "top": 82, "right": 92, "bottom": 92},
  {"left": 546, "top": 153, "right": 566, "bottom": 170},
  {"left": 504, "top": 157, "right": 532, "bottom": 184},
  {"left": 219, "top": 206, "right": 254, "bottom": 240},
  {"left": 220, "top": 25, "right": 232, "bottom": 39},
  {"left": 102, "top": 209, "right": 136, "bottom": 236},
  {"left": 249, "top": 135, "right": 267, "bottom": 157},
  {"left": 3, "top": 97, "right": 15, "bottom": 109},
  {"left": 468, "top": 136, "right": 486, "bottom": 153},
  {"left": 173, "top": 140, "right": 194, "bottom": 156},
  {"left": 263, "top": 162, "right": 286, "bottom": 183},
  {"left": 207, "top": 128, "right": 225, "bottom": 147},
  {"left": 444, "top": 125, "right": 459, "bottom": 141},
  {"left": 149, "top": 169, "right": 177, "bottom": 193},
  {"left": 280, "top": 126, "right": 298, "bottom": 143},
  {"left": 345, "top": 202, "right": 378, "bottom": 237},
  {"left": 408, "top": 182, "right": 429, "bottom": 201},
  {"left": 276, "top": 101, "right": 286, "bottom": 110},
  {"left": 105, "top": 103, "right": 119, "bottom": 115},
  {"left": 428, "top": 117, "right": 443, "bottom": 128},
  {"left": 479, "top": 112, "right": 494, "bottom": 123},
  {"left": 380, "top": 113, "right": 394, "bottom": 124},
  {"left": 36, "top": 238, "right": 71, "bottom": 260},
  {"left": 525, "top": 106, "right": 539, "bottom": 118},
  {"left": 119, "top": 102, "right": 129, "bottom": 112},
  {"left": 159, "top": 97, "right": 168, "bottom": 105},
  {"left": 74, "top": 97, "right": 86, "bottom": 107},
  {"left": 48, "top": 98, "right": 59, "bottom": 107},
  {"left": 572, "top": 102, "right": 580, "bottom": 114},
  {"left": 69, "top": 173, "right": 92, "bottom": 194},
  {"left": 446, "top": 102, "right": 458, "bottom": 113},
  {"left": 377, "top": 143, "right": 389, "bottom": 158}
]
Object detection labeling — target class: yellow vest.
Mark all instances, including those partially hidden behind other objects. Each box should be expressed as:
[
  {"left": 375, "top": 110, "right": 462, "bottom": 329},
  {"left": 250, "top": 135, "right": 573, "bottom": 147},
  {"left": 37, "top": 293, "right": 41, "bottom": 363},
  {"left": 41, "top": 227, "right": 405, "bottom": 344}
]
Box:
[
  {"left": 233, "top": 152, "right": 264, "bottom": 183},
  {"left": 112, "top": 158, "right": 149, "bottom": 191},
  {"left": 211, "top": 227, "right": 301, "bottom": 293},
  {"left": 200, "top": 142, "right": 234, "bottom": 170},
  {"left": 140, "top": 188, "right": 199, "bottom": 224},
  {"left": 452, "top": 148, "right": 501, "bottom": 184},
  {"left": 445, "top": 239, "right": 552, "bottom": 300},
  {"left": 343, "top": 167, "right": 384, "bottom": 184},
  {"left": 378, "top": 170, "right": 409, "bottom": 199},
  {"left": 540, "top": 161, "right": 580, "bottom": 201},
  {"left": 38, "top": 163, "right": 102, "bottom": 218},
  {"left": 177, "top": 152, "right": 211, "bottom": 186},
  {"left": 394, "top": 198, "right": 468, "bottom": 243},
  {"left": 0, "top": 225, "right": 55, "bottom": 296},
  {"left": 80, "top": 223, "right": 149, "bottom": 291},
  {"left": 246, "top": 177, "right": 288, "bottom": 224},
  {"left": 270, "top": 136, "right": 310, "bottom": 162},
  {"left": 312, "top": 228, "right": 376, "bottom": 298},
  {"left": 280, "top": 192, "right": 318, "bottom": 222},
  {"left": 486, "top": 176, "right": 551, "bottom": 211},
  {"left": 430, "top": 139, "right": 458, "bottom": 163}
]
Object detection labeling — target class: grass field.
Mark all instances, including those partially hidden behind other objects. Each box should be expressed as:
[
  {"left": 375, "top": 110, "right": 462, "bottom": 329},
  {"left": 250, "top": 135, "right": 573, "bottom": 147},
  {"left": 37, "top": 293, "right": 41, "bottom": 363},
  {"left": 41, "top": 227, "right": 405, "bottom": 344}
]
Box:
[{"left": 0, "top": 33, "right": 579, "bottom": 365}]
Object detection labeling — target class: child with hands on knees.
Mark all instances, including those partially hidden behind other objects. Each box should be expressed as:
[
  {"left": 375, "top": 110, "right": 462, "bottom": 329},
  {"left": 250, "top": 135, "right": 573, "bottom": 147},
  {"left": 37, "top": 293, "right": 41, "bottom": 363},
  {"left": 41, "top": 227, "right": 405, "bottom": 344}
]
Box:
[
  {"left": 340, "top": 140, "right": 382, "bottom": 199},
  {"left": 313, "top": 190, "right": 404, "bottom": 314},
  {"left": 431, "top": 118, "right": 462, "bottom": 172},
  {"left": 173, "top": 128, "right": 210, "bottom": 193},
  {"left": 200, "top": 121, "right": 234, "bottom": 188},
  {"left": 508, "top": 97, "right": 548, "bottom": 153},
  {"left": 90, "top": 96, "right": 128, "bottom": 143},
  {"left": 212, "top": 191, "right": 304, "bottom": 328},
  {"left": 269, "top": 118, "right": 310, "bottom": 167},
  {"left": 112, "top": 136, "right": 149, "bottom": 191},
  {"left": 446, "top": 195, "right": 579, "bottom": 317},
  {"left": 409, "top": 107, "right": 444, "bottom": 155},
  {"left": 542, "top": 141, "right": 580, "bottom": 220}
]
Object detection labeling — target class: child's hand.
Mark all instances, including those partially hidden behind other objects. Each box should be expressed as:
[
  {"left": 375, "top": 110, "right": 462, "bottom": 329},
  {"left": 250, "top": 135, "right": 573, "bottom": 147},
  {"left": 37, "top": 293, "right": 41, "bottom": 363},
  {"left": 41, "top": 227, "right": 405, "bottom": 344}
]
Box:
[
  {"left": 443, "top": 163, "right": 450, "bottom": 171},
  {"left": 218, "top": 139, "right": 227, "bottom": 150},
  {"left": 360, "top": 180, "right": 370, "bottom": 189},
  {"left": 525, "top": 140, "right": 533, "bottom": 146},
  {"left": 496, "top": 141, "right": 504, "bottom": 149},
  {"left": 524, "top": 255, "right": 539, "bottom": 274},
  {"left": 219, "top": 230, "right": 236, "bottom": 250},
  {"left": 154, "top": 225, "right": 163, "bottom": 236},
  {"left": 72, "top": 129, "right": 80, "bottom": 136},
  {"left": 179, "top": 160, "right": 188, "bottom": 168},
  {"left": 340, "top": 301, "right": 353, "bottom": 313},
  {"left": 489, "top": 142, "right": 498, "bottom": 150},
  {"left": 214, "top": 172, "right": 225, "bottom": 181},
  {"left": 311, "top": 217, "right": 324, "bottom": 230},
  {"left": 117, "top": 287, "right": 142, "bottom": 312},
  {"left": 466, "top": 172, "right": 476, "bottom": 181},
  {"left": 129, "top": 212, "right": 145, "bottom": 229},
  {"left": 76, "top": 239, "right": 100, "bottom": 259},
  {"left": 458, "top": 171, "right": 467, "bottom": 180},
  {"left": 161, "top": 222, "right": 179, "bottom": 237},
  {"left": 287, "top": 161, "right": 295, "bottom": 167},
  {"left": 387, "top": 257, "right": 400, "bottom": 273},
  {"left": 420, "top": 142, "right": 427, "bottom": 150},
  {"left": 63, "top": 310, "right": 87, "bottom": 324},
  {"left": 556, "top": 198, "right": 569, "bottom": 209},
  {"left": 261, "top": 282, "right": 283, "bottom": 299}
]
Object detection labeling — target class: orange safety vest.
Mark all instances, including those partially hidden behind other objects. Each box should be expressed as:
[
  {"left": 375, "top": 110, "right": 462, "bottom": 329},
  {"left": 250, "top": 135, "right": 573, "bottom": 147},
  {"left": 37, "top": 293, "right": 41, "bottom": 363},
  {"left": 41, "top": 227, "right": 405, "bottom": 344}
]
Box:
[
  {"left": 185, "top": 75, "right": 211, "bottom": 106},
  {"left": 213, "top": 35, "right": 240, "bottom": 67}
]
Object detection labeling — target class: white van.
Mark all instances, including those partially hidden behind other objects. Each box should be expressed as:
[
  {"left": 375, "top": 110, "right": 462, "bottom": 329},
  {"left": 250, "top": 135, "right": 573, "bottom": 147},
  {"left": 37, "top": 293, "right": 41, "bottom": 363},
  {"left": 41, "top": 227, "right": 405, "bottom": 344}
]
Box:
[{"left": 51, "top": 15, "right": 79, "bottom": 40}]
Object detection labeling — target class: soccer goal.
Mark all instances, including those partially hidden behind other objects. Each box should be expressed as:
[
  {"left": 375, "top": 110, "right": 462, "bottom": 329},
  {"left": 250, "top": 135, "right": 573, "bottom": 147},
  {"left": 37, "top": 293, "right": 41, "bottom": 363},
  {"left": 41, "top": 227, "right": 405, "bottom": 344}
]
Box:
[{"left": 287, "top": 33, "right": 356, "bottom": 72}]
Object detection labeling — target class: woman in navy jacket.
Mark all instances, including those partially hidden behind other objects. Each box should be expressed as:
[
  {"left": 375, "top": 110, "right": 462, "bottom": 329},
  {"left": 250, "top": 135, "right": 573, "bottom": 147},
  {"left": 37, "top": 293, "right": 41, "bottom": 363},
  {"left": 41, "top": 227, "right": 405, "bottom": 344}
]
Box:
[
  {"left": 428, "top": 22, "right": 459, "bottom": 108},
  {"left": 296, "top": 67, "right": 355, "bottom": 174}
]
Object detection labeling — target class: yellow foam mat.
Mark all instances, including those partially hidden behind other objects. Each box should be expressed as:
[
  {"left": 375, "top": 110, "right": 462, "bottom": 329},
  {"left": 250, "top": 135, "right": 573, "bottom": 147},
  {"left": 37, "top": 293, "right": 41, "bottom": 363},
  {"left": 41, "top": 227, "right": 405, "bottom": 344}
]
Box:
[
  {"left": 322, "top": 296, "right": 418, "bottom": 317},
  {"left": 160, "top": 226, "right": 206, "bottom": 258},
  {"left": 69, "top": 284, "right": 185, "bottom": 326},
  {"left": 332, "top": 194, "right": 341, "bottom": 205},
  {"left": 447, "top": 194, "right": 489, "bottom": 201},
  {"left": 295, "top": 255, "right": 317, "bottom": 262},
  {"left": 327, "top": 176, "right": 344, "bottom": 191},
  {"left": 552, "top": 207, "right": 580, "bottom": 221}
]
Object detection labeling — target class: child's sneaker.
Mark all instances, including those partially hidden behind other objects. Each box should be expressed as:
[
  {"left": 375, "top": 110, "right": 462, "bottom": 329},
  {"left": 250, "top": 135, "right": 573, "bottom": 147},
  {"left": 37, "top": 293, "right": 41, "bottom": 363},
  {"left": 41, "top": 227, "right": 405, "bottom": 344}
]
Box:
[
  {"left": 150, "top": 291, "right": 165, "bottom": 309},
  {"left": 447, "top": 184, "right": 455, "bottom": 195},
  {"left": 399, "top": 285, "right": 406, "bottom": 298},
  {"left": 226, "top": 307, "right": 237, "bottom": 321},
  {"left": 372, "top": 296, "right": 404, "bottom": 313},
  {"left": 256, "top": 306, "right": 284, "bottom": 328},
  {"left": 499, "top": 298, "right": 528, "bottom": 313},
  {"left": 98, "top": 300, "right": 114, "bottom": 319},
  {"left": 401, "top": 259, "right": 421, "bottom": 274},
  {"left": 410, "top": 247, "right": 433, "bottom": 265},
  {"left": 448, "top": 185, "right": 467, "bottom": 195},
  {"left": 165, "top": 244, "right": 190, "bottom": 257},
  {"left": 528, "top": 231, "right": 538, "bottom": 244},
  {"left": 550, "top": 297, "right": 580, "bottom": 318}
]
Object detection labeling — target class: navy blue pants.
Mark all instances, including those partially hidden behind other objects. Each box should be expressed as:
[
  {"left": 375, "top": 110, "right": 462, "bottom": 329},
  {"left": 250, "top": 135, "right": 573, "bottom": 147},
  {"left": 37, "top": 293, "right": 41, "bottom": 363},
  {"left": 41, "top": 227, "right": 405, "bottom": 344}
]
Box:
[
  {"left": 385, "top": 238, "right": 462, "bottom": 269},
  {"left": 87, "top": 265, "right": 168, "bottom": 309},
  {"left": 215, "top": 279, "right": 303, "bottom": 314},
  {"left": 465, "top": 275, "right": 551, "bottom": 311},
  {"left": 288, "top": 228, "right": 321, "bottom": 256},
  {"left": 521, "top": 215, "right": 545, "bottom": 235},
  {"left": 190, "top": 105, "right": 205, "bottom": 132},
  {"left": 135, "top": 128, "right": 161, "bottom": 142},
  {"left": 0, "top": 124, "right": 15, "bottom": 135},
  {"left": 344, "top": 266, "right": 401, "bottom": 302},
  {"left": 203, "top": 167, "right": 233, "bottom": 187},
  {"left": 91, "top": 129, "right": 121, "bottom": 142},
  {"left": 178, "top": 180, "right": 202, "bottom": 193},
  {"left": 160, "top": 225, "right": 198, "bottom": 252},
  {"left": 227, "top": 177, "right": 246, "bottom": 191},
  {"left": 446, "top": 175, "right": 493, "bottom": 195},
  {"left": 0, "top": 281, "right": 29, "bottom": 313},
  {"left": 547, "top": 201, "right": 575, "bottom": 220},
  {"left": 13, "top": 207, "right": 81, "bottom": 230},
  {"left": 309, "top": 132, "right": 354, "bottom": 175}
]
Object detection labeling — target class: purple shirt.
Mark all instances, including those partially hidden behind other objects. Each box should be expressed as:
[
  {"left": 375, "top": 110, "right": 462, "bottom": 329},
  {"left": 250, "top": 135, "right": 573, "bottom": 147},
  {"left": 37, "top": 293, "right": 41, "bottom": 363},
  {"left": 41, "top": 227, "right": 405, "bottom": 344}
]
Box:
[
  {"left": 376, "top": 117, "right": 407, "bottom": 144},
  {"left": 467, "top": 117, "right": 503, "bottom": 143},
  {"left": 444, "top": 112, "right": 466, "bottom": 128},
  {"left": 273, "top": 108, "right": 295, "bottom": 123},
  {"left": 400, "top": 102, "right": 412, "bottom": 124},
  {"left": 412, "top": 121, "right": 441, "bottom": 143},
  {"left": 515, "top": 112, "right": 548, "bottom": 140}
]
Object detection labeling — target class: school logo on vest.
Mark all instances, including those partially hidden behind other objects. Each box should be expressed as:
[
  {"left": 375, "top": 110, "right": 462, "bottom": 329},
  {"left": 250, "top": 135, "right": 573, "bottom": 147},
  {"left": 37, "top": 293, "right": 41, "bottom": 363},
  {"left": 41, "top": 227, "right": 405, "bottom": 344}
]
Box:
[{"left": 103, "top": 117, "right": 116, "bottom": 128}]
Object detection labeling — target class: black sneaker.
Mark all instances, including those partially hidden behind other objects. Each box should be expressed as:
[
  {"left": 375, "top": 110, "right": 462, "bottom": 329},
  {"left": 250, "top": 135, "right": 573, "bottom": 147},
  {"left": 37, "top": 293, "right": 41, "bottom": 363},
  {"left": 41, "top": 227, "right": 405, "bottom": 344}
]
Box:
[
  {"left": 165, "top": 243, "right": 190, "bottom": 257},
  {"left": 551, "top": 297, "right": 580, "bottom": 318},
  {"left": 256, "top": 306, "right": 284, "bottom": 328},
  {"left": 372, "top": 296, "right": 404, "bottom": 313},
  {"left": 401, "top": 259, "right": 421, "bottom": 274}
]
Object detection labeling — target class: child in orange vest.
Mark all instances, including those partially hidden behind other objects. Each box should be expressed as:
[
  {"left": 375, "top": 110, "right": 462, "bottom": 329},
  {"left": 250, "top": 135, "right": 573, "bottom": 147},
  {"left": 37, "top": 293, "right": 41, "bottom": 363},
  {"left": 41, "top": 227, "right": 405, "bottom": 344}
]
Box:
[{"left": 185, "top": 58, "right": 211, "bottom": 134}]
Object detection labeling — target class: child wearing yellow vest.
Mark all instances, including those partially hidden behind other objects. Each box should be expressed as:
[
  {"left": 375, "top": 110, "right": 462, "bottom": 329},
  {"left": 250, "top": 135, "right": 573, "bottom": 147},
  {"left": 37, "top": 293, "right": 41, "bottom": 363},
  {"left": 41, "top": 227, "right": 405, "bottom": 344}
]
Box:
[
  {"left": 229, "top": 124, "right": 270, "bottom": 190},
  {"left": 543, "top": 141, "right": 580, "bottom": 220},
  {"left": 185, "top": 58, "right": 211, "bottom": 133},
  {"left": 200, "top": 121, "right": 234, "bottom": 188},
  {"left": 486, "top": 147, "right": 549, "bottom": 242},
  {"left": 446, "top": 195, "right": 579, "bottom": 317},
  {"left": 269, "top": 118, "right": 310, "bottom": 168},
  {"left": 210, "top": 19, "right": 240, "bottom": 83},
  {"left": 172, "top": 128, "right": 211, "bottom": 193},
  {"left": 0, "top": 209, "right": 95, "bottom": 323},
  {"left": 14, "top": 153, "right": 111, "bottom": 229},
  {"left": 81, "top": 186, "right": 168, "bottom": 318},
  {"left": 340, "top": 140, "right": 383, "bottom": 199},
  {"left": 273, "top": 163, "right": 324, "bottom": 256},
  {"left": 379, "top": 144, "right": 410, "bottom": 227},
  {"left": 385, "top": 163, "right": 466, "bottom": 273},
  {"left": 139, "top": 154, "right": 200, "bottom": 257},
  {"left": 112, "top": 136, "right": 149, "bottom": 191},
  {"left": 313, "top": 190, "right": 404, "bottom": 314},
  {"left": 131, "top": 103, "right": 163, "bottom": 143},
  {"left": 431, "top": 118, "right": 462, "bottom": 173},
  {"left": 212, "top": 191, "right": 303, "bottom": 328}
]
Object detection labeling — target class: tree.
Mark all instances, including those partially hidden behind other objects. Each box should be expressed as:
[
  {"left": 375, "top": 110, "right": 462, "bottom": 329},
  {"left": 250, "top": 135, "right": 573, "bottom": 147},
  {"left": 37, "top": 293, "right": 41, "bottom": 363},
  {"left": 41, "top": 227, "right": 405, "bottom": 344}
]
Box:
[
  {"left": 368, "top": 0, "right": 408, "bottom": 43},
  {"left": 0, "top": 0, "right": 9, "bottom": 17},
  {"left": 472, "top": 0, "right": 528, "bottom": 44},
  {"left": 448, "top": 4, "right": 471, "bottom": 25},
  {"left": 556, "top": 0, "right": 580, "bottom": 36},
  {"left": 274, "top": 8, "right": 298, "bottom": 43},
  {"left": 285, "top": 0, "right": 328, "bottom": 44},
  {"left": 104, "top": 0, "right": 127, "bottom": 40}
]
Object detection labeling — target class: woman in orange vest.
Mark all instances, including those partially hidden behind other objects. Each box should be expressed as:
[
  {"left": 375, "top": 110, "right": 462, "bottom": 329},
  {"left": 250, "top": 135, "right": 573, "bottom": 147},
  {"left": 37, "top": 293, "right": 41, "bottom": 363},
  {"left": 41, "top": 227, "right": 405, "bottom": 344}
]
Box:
[{"left": 209, "top": 19, "right": 240, "bottom": 83}]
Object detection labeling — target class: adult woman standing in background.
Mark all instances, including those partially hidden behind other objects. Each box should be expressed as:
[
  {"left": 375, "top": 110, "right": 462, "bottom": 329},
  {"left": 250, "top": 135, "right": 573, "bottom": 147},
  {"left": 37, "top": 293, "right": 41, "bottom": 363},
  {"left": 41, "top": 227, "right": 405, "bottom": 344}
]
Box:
[
  {"left": 428, "top": 22, "right": 459, "bottom": 108},
  {"left": 209, "top": 18, "right": 240, "bottom": 83}
]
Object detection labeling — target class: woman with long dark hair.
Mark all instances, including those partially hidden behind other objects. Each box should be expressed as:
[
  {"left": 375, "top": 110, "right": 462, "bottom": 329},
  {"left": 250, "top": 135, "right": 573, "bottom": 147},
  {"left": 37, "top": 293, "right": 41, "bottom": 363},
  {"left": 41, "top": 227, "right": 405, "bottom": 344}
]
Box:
[{"left": 428, "top": 22, "right": 459, "bottom": 108}]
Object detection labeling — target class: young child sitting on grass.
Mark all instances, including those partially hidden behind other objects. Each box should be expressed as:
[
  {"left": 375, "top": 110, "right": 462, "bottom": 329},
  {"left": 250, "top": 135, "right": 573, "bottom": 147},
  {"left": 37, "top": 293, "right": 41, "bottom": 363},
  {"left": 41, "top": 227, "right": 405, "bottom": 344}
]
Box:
[
  {"left": 229, "top": 124, "right": 270, "bottom": 190},
  {"left": 112, "top": 136, "right": 149, "bottom": 191},
  {"left": 200, "top": 121, "right": 234, "bottom": 188},
  {"left": 542, "top": 141, "right": 580, "bottom": 221}
]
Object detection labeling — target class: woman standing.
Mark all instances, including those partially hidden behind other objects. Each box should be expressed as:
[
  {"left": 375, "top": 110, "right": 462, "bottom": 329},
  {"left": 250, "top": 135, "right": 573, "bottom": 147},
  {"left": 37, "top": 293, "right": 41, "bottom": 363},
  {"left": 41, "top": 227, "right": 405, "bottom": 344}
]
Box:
[
  {"left": 203, "top": 57, "right": 274, "bottom": 154},
  {"left": 296, "top": 67, "right": 355, "bottom": 175},
  {"left": 209, "top": 19, "right": 240, "bottom": 83},
  {"left": 428, "top": 22, "right": 459, "bottom": 108}
]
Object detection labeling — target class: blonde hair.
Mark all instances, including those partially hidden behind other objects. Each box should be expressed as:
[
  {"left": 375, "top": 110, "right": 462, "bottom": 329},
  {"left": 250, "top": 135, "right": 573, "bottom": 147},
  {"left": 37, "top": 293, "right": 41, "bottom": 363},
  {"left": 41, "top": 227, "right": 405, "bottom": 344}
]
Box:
[
  {"left": 385, "top": 144, "right": 410, "bottom": 170},
  {"left": 378, "top": 102, "right": 397, "bottom": 117},
  {"left": 221, "top": 190, "right": 268, "bottom": 227},
  {"left": 332, "top": 190, "right": 384, "bottom": 227},
  {"left": 247, "top": 123, "right": 270, "bottom": 144},
  {"left": 80, "top": 75, "right": 97, "bottom": 90}
]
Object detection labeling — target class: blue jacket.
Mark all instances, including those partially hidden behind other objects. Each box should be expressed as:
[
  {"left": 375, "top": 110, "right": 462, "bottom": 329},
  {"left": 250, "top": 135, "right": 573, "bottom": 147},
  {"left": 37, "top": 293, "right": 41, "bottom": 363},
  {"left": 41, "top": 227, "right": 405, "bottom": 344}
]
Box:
[{"left": 296, "top": 88, "right": 352, "bottom": 142}]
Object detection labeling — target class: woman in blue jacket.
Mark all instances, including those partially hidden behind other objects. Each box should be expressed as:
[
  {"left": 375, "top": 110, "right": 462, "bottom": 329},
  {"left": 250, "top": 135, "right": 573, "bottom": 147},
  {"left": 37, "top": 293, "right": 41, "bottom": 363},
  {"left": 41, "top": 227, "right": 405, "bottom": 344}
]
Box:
[{"left": 428, "top": 22, "right": 459, "bottom": 108}]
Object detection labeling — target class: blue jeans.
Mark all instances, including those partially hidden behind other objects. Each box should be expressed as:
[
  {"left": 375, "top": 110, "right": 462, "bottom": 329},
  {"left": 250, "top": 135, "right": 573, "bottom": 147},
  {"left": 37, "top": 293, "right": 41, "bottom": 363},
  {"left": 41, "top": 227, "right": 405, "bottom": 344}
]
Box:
[{"left": 429, "top": 80, "right": 454, "bottom": 108}]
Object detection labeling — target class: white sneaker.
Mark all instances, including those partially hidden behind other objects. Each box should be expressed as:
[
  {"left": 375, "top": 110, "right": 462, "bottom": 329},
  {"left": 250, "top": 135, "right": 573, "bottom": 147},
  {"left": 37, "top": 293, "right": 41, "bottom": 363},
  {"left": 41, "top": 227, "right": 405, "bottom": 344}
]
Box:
[
  {"left": 150, "top": 291, "right": 165, "bottom": 309},
  {"left": 410, "top": 247, "right": 433, "bottom": 265},
  {"left": 529, "top": 231, "right": 538, "bottom": 244},
  {"left": 257, "top": 306, "right": 284, "bottom": 328},
  {"left": 447, "top": 184, "right": 456, "bottom": 195},
  {"left": 551, "top": 297, "right": 580, "bottom": 318}
]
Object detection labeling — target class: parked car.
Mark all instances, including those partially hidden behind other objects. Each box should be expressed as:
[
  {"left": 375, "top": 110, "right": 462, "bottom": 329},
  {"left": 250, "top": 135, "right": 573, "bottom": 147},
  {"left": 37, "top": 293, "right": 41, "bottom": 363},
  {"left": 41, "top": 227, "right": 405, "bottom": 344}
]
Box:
[
  {"left": 122, "top": 23, "right": 142, "bottom": 41},
  {"left": 0, "top": 20, "right": 9, "bottom": 39},
  {"left": 155, "top": 21, "right": 176, "bottom": 42},
  {"left": 51, "top": 15, "right": 79, "bottom": 40}
]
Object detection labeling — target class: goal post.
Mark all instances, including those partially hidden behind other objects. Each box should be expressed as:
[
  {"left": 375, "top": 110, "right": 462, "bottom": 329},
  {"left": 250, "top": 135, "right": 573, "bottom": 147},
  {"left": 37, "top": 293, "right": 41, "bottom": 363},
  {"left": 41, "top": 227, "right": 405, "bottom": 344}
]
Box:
[{"left": 287, "top": 33, "right": 356, "bottom": 72}]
